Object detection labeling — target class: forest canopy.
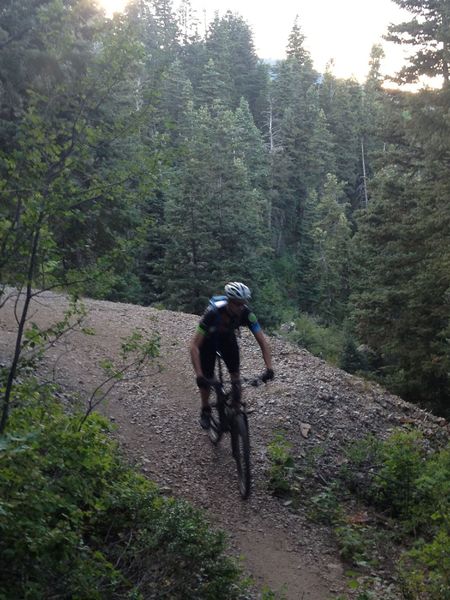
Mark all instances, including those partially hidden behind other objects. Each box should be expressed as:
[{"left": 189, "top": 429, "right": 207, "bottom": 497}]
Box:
[{"left": 1, "top": 0, "right": 449, "bottom": 416}]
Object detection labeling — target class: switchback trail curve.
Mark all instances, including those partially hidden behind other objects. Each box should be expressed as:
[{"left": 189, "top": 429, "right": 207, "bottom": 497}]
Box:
[{"left": 0, "top": 291, "right": 360, "bottom": 599}]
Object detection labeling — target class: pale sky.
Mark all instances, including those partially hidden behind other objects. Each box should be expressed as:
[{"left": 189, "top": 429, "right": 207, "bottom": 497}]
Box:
[{"left": 97, "top": 0, "right": 411, "bottom": 82}]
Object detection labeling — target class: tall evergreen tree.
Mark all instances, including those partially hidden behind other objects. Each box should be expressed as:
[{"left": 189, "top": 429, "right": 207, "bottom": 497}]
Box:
[
  {"left": 385, "top": 0, "right": 450, "bottom": 87},
  {"left": 307, "top": 174, "right": 351, "bottom": 323},
  {"left": 161, "top": 104, "right": 269, "bottom": 312},
  {"left": 196, "top": 58, "right": 231, "bottom": 109},
  {"left": 318, "top": 73, "right": 364, "bottom": 207},
  {"left": 360, "top": 44, "right": 388, "bottom": 207},
  {"left": 0, "top": 1, "right": 159, "bottom": 303},
  {"left": 203, "top": 12, "right": 263, "bottom": 117},
  {"left": 269, "top": 19, "right": 319, "bottom": 255},
  {"left": 351, "top": 86, "right": 450, "bottom": 415},
  {"left": 285, "top": 15, "right": 311, "bottom": 67}
]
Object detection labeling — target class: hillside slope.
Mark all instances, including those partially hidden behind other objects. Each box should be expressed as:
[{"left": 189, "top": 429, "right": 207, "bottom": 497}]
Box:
[{"left": 1, "top": 291, "right": 448, "bottom": 599}]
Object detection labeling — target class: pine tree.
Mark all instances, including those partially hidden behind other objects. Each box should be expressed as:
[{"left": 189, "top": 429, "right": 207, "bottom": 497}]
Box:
[
  {"left": 319, "top": 71, "right": 365, "bottom": 208},
  {"left": 233, "top": 97, "right": 269, "bottom": 191},
  {"left": 196, "top": 58, "right": 231, "bottom": 109},
  {"left": 269, "top": 28, "right": 321, "bottom": 254},
  {"left": 385, "top": 0, "right": 450, "bottom": 87},
  {"left": 360, "top": 45, "right": 388, "bottom": 207},
  {"left": 308, "top": 174, "right": 351, "bottom": 323},
  {"left": 285, "top": 15, "right": 312, "bottom": 68},
  {"left": 203, "top": 12, "right": 264, "bottom": 117},
  {"left": 350, "top": 87, "right": 450, "bottom": 414},
  {"left": 161, "top": 104, "right": 269, "bottom": 312}
]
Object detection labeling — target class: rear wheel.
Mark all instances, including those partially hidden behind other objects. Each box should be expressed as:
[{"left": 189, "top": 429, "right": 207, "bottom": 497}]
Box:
[
  {"left": 231, "top": 413, "right": 251, "bottom": 498},
  {"left": 208, "top": 403, "right": 222, "bottom": 445}
]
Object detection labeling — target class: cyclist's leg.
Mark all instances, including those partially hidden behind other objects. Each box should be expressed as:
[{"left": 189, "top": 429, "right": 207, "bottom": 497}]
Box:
[
  {"left": 199, "top": 339, "right": 215, "bottom": 407},
  {"left": 199, "top": 340, "right": 215, "bottom": 428}
]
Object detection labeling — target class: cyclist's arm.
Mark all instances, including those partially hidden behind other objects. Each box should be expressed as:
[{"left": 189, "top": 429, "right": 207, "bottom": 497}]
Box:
[
  {"left": 190, "top": 330, "right": 206, "bottom": 377},
  {"left": 253, "top": 329, "right": 272, "bottom": 370}
]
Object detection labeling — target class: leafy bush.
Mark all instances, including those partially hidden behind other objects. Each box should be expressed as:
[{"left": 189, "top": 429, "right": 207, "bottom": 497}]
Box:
[
  {"left": 284, "top": 313, "right": 345, "bottom": 365},
  {"left": 373, "top": 430, "right": 427, "bottom": 522},
  {"left": 0, "top": 382, "right": 245, "bottom": 599},
  {"left": 341, "top": 430, "right": 450, "bottom": 598},
  {"left": 399, "top": 529, "right": 450, "bottom": 600},
  {"left": 334, "top": 524, "right": 370, "bottom": 565},
  {"left": 340, "top": 434, "right": 384, "bottom": 495},
  {"left": 309, "top": 485, "right": 342, "bottom": 525},
  {"left": 266, "top": 432, "right": 296, "bottom": 496}
]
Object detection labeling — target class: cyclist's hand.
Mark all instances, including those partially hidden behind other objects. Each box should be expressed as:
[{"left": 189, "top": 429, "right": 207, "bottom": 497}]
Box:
[
  {"left": 261, "top": 368, "right": 274, "bottom": 383},
  {"left": 196, "top": 375, "right": 210, "bottom": 389}
]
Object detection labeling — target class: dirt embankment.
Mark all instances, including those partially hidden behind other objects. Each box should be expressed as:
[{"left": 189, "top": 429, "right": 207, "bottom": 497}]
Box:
[{"left": 1, "top": 291, "right": 448, "bottom": 599}]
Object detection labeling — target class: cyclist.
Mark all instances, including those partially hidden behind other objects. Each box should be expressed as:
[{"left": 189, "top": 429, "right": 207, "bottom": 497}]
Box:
[{"left": 190, "top": 281, "right": 274, "bottom": 429}]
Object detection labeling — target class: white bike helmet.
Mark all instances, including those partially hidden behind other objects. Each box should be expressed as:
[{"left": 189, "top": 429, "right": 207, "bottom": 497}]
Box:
[{"left": 224, "top": 281, "right": 251, "bottom": 301}]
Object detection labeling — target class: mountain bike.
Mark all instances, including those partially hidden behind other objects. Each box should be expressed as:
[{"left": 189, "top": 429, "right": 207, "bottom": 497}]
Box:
[{"left": 207, "top": 351, "right": 264, "bottom": 499}]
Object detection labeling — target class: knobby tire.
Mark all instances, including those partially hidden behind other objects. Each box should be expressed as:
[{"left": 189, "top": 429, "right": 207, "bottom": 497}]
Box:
[
  {"left": 231, "top": 413, "right": 251, "bottom": 499},
  {"left": 208, "top": 402, "right": 222, "bottom": 445}
]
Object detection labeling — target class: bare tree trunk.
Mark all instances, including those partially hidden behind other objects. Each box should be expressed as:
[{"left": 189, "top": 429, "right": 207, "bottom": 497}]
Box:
[
  {"left": 268, "top": 98, "right": 275, "bottom": 154},
  {"left": 0, "top": 219, "right": 41, "bottom": 433},
  {"left": 361, "top": 137, "right": 369, "bottom": 208}
]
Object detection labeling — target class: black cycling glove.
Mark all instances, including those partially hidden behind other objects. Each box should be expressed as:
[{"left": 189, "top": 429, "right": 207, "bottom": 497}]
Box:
[
  {"left": 196, "top": 375, "right": 210, "bottom": 389},
  {"left": 261, "top": 368, "right": 274, "bottom": 383}
]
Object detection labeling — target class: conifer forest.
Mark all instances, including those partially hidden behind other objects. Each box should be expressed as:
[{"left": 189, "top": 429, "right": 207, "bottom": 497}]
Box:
[{"left": 1, "top": 0, "right": 450, "bottom": 417}]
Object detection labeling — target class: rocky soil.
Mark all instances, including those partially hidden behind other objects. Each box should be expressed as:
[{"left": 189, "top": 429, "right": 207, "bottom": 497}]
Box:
[{"left": 1, "top": 290, "right": 448, "bottom": 599}]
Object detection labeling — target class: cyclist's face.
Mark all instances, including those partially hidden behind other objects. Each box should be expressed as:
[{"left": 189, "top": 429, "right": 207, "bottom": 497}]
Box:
[{"left": 227, "top": 299, "right": 246, "bottom": 316}]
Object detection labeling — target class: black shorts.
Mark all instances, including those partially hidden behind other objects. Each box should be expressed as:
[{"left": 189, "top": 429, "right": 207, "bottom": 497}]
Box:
[{"left": 200, "top": 334, "right": 240, "bottom": 378}]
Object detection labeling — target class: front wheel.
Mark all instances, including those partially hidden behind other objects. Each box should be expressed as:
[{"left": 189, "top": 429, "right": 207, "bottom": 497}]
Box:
[
  {"left": 208, "top": 403, "right": 222, "bottom": 445},
  {"left": 231, "top": 413, "right": 251, "bottom": 499}
]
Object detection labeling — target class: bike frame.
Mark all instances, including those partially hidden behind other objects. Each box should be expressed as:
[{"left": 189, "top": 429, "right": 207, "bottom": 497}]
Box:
[
  {"left": 208, "top": 351, "right": 251, "bottom": 498},
  {"left": 212, "top": 352, "right": 245, "bottom": 431}
]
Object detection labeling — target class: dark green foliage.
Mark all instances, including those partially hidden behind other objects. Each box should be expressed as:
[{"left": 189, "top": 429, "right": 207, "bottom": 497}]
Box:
[
  {"left": 318, "top": 69, "right": 365, "bottom": 207},
  {"left": 285, "top": 314, "right": 345, "bottom": 365},
  {"left": 303, "top": 174, "right": 351, "bottom": 323},
  {"left": 266, "top": 432, "right": 296, "bottom": 496},
  {"left": 160, "top": 101, "right": 270, "bottom": 313},
  {"left": 385, "top": 0, "right": 450, "bottom": 87},
  {"left": 339, "top": 337, "right": 368, "bottom": 374},
  {"left": 340, "top": 430, "right": 450, "bottom": 597},
  {"left": 0, "top": 383, "right": 245, "bottom": 599},
  {"left": 2, "top": 0, "right": 450, "bottom": 415},
  {"left": 0, "top": 1, "right": 161, "bottom": 304},
  {"left": 203, "top": 12, "right": 262, "bottom": 116},
  {"left": 350, "top": 89, "right": 450, "bottom": 416}
]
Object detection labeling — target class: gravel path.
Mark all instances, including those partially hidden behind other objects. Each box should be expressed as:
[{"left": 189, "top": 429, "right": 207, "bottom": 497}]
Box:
[{"left": 1, "top": 290, "right": 448, "bottom": 599}]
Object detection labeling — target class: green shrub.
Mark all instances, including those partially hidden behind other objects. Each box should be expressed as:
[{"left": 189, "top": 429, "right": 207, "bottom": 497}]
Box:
[
  {"left": 341, "top": 430, "right": 450, "bottom": 598},
  {"left": 373, "top": 430, "right": 427, "bottom": 522},
  {"left": 413, "top": 444, "right": 450, "bottom": 530},
  {"left": 285, "top": 313, "right": 345, "bottom": 365},
  {"left": 266, "top": 433, "right": 296, "bottom": 496},
  {"left": 396, "top": 445, "right": 450, "bottom": 599},
  {"left": 0, "top": 382, "right": 245, "bottom": 599},
  {"left": 309, "top": 485, "right": 343, "bottom": 525},
  {"left": 399, "top": 529, "right": 450, "bottom": 600},
  {"left": 340, "top": 434, "right": 383, "bottom": 493},
  {"left": 339, "top": 337, "right": 369, "bottom": 374},
  {"left": 334, "top": 524, "right": 369, "bottom": 564},
  {"left": 342, "top": 430, "right": 429, "bottom": 523}
]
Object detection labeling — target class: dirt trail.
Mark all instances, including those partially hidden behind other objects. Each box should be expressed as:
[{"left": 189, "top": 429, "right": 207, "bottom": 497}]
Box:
[{"left": 7, "top": 290, "right": 433, "bottom": 599}]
